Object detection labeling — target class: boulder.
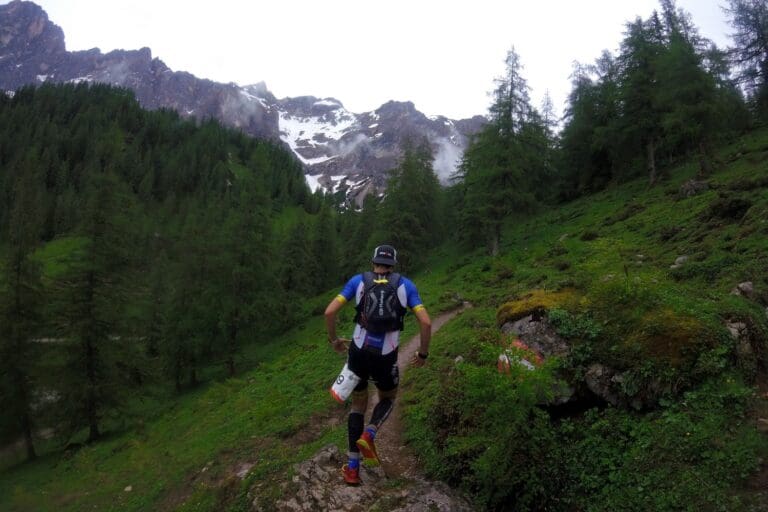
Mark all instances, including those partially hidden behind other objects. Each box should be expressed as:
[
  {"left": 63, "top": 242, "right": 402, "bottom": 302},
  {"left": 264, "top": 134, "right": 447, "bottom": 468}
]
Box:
[
  {"left": 679, "top": 179, "right": 709, "bottom": 197},
  {"left": 670, "top": 255, "right": 688, "bottom": 269},
  {"left": 730, "top": 281, "right": 756, "bottom": 300},
  {"left": 585, "top": 364, "right": 622, "bottom": 406},
  {"left": 500, "top": 314, "right": 570, "bottom": 358}
]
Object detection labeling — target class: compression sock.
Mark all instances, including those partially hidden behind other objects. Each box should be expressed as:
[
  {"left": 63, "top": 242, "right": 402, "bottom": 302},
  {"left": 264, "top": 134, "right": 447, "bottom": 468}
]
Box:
[
  {"left": 369, "top": 397, "right": 394, "bottom": 429},
  {"left": 348, "top": 412, "right": 364, "bottom": 453}
]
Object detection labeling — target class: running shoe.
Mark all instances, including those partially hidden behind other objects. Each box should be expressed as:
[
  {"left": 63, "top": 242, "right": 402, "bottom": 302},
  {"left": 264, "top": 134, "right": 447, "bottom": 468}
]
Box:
[
  {"left": 341, "top": 463, "right": 360, "bottom": 485},
  {"left": 355, "top": 431, "right": 380, "bottom": 466}
]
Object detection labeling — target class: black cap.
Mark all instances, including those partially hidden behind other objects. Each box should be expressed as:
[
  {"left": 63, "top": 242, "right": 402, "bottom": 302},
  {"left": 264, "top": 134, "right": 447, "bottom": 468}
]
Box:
[{"left": 372, "top": 245, "right": 397, "bottom": 266}]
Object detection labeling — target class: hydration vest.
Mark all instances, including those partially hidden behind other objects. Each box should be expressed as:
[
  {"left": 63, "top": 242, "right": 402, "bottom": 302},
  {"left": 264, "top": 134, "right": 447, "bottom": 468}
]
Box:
[{"left": 354, "top": 271, "right": 407, "bottom": 333}]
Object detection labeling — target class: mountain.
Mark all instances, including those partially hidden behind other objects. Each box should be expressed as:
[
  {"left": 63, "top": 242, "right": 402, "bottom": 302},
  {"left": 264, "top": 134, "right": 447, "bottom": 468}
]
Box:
[{"left": 0, "top": 1, "right": 484, "bottom": 205}]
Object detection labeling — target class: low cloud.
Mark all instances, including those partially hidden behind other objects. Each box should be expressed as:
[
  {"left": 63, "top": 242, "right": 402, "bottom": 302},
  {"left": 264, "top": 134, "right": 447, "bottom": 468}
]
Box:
[{"left": 432, "top": 137, "right": 463, "bottom": 184}]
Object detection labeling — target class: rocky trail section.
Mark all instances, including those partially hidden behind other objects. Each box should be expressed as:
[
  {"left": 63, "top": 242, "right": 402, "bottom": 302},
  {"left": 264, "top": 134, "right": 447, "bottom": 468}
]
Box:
[{"left": 263, "top": 306, "right": 473, "bottom": 512}]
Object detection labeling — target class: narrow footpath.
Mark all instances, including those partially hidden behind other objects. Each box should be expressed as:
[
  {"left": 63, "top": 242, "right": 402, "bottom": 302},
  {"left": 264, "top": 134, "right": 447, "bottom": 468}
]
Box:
[{"left": 372, "top": 305, "right": 469, "bottom": 480}]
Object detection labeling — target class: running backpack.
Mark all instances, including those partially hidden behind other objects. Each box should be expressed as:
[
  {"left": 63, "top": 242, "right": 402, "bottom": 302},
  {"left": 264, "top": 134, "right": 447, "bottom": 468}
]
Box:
[{"left": 354, "top": 271, "right": 407, "bottom": 333}]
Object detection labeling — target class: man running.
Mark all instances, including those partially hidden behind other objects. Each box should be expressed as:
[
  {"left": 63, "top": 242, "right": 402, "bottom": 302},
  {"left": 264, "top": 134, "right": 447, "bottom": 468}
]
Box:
[{"left": 324, "top": 244, "right": 432, "bottom": 485}]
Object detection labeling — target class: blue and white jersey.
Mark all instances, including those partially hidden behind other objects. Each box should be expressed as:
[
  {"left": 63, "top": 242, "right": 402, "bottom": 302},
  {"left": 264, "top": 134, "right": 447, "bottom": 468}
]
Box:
[{"left": 336, "top": 273, "right": 424, "bottom": 355}]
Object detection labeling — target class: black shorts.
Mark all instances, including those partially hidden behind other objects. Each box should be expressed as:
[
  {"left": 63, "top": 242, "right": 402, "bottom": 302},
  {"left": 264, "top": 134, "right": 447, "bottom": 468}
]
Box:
[{"left": 347, "top": 342, "right": 399, "bottom": 392}]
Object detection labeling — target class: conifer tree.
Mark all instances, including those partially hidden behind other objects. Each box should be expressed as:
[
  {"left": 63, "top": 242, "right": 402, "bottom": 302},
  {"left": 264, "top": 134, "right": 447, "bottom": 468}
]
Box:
[
  {"left": 459, "top": 48, "right": 538, "bottom": 254},
  {"left": 218, "top": 175, "right": 275, "bottom": 376},
  {"left": 617, "top": 16, "right": 666, "bottom": 185},
  {"left": 52, "top": 172, "right": 139, "bottom": 442},
  {"left": 377, "top": 140, "right": 440, "bottom": 270},
  {"left": 311, "top": 205, "right": 340, "bottom": 293},
  {"left": 725, "top": 0, "right": 768, "bottom": 117},
  {"left": 0, "top": 165, "right": 44, "bottom": 459}
]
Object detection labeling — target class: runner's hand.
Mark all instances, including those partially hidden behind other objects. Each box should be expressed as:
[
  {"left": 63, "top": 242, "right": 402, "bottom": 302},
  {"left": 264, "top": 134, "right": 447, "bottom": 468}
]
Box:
[
  {"left": 410, "top": 353, "right": 427, "bottom": 368},
  {"left": 330, "top": 337, "right": 349, "bottom": 354}
]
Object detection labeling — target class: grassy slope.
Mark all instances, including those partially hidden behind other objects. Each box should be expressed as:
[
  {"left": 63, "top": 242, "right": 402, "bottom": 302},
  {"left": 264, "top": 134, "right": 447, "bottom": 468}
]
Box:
[
  {"left": 401, "top": 131, "right": 768, "bottom": 509},
  {"left": 1, "top": 130, "right": 767, "bottom": 510}
]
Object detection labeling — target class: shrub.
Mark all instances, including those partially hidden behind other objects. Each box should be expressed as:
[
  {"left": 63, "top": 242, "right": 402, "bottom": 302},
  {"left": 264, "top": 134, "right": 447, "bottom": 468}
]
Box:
[{"left": 548, "top": 308, "right": 601, "bottom": 340}]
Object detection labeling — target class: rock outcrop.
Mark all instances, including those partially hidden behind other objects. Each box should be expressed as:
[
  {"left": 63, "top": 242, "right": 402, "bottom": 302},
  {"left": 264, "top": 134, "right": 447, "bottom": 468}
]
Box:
[{"left": 256, "top": 444, "right": 473, "bottom": 512}]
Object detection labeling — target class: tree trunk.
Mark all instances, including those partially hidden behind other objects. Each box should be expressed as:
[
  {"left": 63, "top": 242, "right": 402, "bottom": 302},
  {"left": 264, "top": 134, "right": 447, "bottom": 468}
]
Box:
[
  {"left": 647, "top": 139, "right": 657, "bottom": 186},
  {"left": 21, "top": 410, "right": 36, "bottom": 460},
  {"left": 87, "top": 418, "right": 100, "bottom": 443},
  {"left": 87, "top": 385, "right": 100, "bottom": 442},
  {"left": 227, "top": 323, "right": 237, "bottom": 377},
  {"left": 85, "top": 334, "right": 100, "bottom": 442},
  {"left": 490, "top": 224, "right": 500, "bottom": 257},
  {"left": 190, "top": 366, "right": 198, "bottom": 387},
  {"left": 226, "top": 356, "right": 235, "bottom": 378},
  {"left": 173, "top": 358, "right": 181, "bottom": 393},
  {"left": 697, "top": 141, "right": 712, "bottom": 178}
]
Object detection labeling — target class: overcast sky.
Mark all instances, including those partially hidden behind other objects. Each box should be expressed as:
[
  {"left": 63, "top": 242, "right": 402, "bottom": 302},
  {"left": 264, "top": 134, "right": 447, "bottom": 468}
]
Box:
[{"left": 5, "top": 0, "right": 733, "bottom": 120}]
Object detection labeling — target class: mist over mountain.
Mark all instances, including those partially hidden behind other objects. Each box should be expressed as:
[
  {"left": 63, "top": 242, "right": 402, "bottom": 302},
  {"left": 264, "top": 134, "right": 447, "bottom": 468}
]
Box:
[{"left": 0, "top": 0, "right": 484, "bottom": 204}]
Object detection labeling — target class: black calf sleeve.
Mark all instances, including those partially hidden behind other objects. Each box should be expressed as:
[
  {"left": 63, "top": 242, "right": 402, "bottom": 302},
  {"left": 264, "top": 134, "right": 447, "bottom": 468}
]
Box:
[
  {"left": 370, "top": 398, "right": 394, "bottom": 429},
  {"left": 348, "top": 412, "right": 364, "bottom": 452}
]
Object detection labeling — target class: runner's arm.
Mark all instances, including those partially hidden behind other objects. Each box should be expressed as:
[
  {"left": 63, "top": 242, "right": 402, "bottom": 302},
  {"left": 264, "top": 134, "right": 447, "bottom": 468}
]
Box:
[
  {"left": 324, "top": 296, "right": 345, "bottom": 343},
  {"left": 414, "top": 306, "right": 431, "bottom": 360}
]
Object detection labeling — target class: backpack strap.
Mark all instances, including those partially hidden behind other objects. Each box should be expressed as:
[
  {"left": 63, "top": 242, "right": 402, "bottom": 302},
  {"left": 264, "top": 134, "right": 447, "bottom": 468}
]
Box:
[{"left": 354, "top": 272, "right": 375, "bottom": 325}]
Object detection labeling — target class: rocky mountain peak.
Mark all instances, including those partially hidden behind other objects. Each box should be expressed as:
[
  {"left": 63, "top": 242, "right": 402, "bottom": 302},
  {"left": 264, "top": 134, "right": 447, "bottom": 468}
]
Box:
[{"left": 1, "top": 1, "right": 64, "bottom": 54}]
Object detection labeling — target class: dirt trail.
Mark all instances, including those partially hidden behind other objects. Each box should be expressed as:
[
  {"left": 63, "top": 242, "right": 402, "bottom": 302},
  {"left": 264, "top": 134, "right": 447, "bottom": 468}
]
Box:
[{"left": 367, "top": 303, "right": 469, "bottom": 479}]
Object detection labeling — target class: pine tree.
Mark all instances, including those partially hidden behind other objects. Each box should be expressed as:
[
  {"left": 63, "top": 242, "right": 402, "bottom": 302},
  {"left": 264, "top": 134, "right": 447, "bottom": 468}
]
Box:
[
  {"left": 617, "top": 16, "right": 667, "bottom": 185},
  {"left": 52, "top": 172, "right": 139, "bottom": 442},
  {"left": 725, "top": 0, "right": 768, "bottom": 118},
  {"left": 377, "top": 140, "right": 440, "bottom": 270},
  {"left": 311, "top": 205, "right": 340, "bottom": 293},
  {"left": 217, "top": 176, "right": 275, "bottom": 376},
  {"left": 0, "top": 165, "right": 44, "bottom": 460},
  {"left": 459, "top": 48, "right": 538, "bottom": 254}
]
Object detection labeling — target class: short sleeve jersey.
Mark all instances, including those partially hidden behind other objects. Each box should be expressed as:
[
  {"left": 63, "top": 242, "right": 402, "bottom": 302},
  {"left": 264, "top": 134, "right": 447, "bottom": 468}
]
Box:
[{"left": 336, "top": 273, "right": 424, "bottom": 355}]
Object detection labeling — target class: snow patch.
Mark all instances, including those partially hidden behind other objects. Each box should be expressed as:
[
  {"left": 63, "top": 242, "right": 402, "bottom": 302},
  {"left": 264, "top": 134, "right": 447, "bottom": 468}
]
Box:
[
  {"left": 305, "top": 174, "right": 322, "bottom": 193},
  {"left": 368, "top": 123, "right": 378, "bottom": 129},
  {"left": 303, "top": 155, "right": 338, "bottom": 166},
  {"left": 279, "top": 108, "right": 358, "bottom": 165},
  {"left": 68, "top": 75, "right": 93, "bottom": 85},
  {"left": 314, "top": 99, "right": 341, "bottom": 107},
  {"left": 36, "top": 74, "right": 48, "bottom": 82},
  {"left": 240, "top": 89, "right": 269, "bottom": 109},
  {"left": 5, "top": 90, "right": 15, "bottom": 98}
]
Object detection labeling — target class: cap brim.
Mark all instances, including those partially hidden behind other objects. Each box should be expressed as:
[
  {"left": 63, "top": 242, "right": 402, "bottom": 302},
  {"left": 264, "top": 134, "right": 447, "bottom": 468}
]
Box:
[{"left": 372, "top": 257, "right": 396, "bottom": 266}]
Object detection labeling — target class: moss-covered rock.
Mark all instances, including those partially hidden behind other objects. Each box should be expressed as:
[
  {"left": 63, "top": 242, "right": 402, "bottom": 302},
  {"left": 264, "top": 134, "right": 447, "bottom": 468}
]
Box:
[
  {"left": 496, "top": 289, "right": 579, "bottom": 326},
  {"left": 622, "top": 309, "right": 710, "bottom": 366}
]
